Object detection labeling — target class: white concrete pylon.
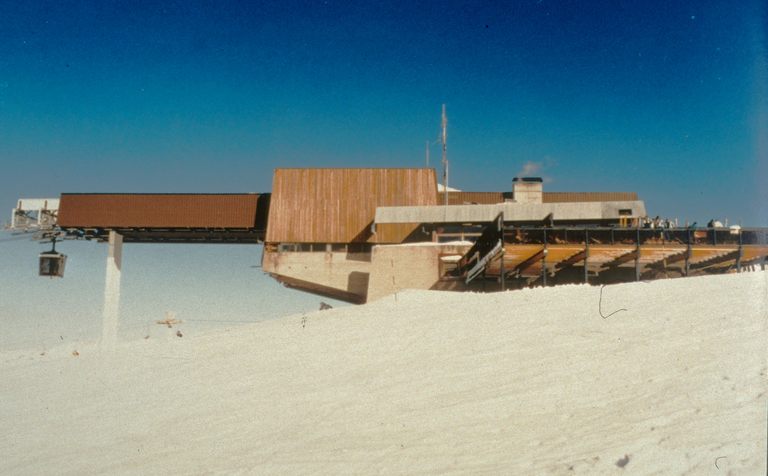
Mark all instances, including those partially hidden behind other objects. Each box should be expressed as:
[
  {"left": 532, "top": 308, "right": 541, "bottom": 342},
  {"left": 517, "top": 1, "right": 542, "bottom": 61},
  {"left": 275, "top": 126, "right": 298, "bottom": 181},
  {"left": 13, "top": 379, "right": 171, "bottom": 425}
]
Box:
[{"left": 101, "top": 231, "right": 123, "bottom": 350}]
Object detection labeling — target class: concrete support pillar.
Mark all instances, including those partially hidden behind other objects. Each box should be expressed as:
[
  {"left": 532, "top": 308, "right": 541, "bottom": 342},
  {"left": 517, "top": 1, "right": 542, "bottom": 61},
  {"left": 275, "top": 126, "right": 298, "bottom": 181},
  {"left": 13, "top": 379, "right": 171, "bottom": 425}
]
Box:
[{"left": 101, "top": 231, "right": 123, "bottom": 350}]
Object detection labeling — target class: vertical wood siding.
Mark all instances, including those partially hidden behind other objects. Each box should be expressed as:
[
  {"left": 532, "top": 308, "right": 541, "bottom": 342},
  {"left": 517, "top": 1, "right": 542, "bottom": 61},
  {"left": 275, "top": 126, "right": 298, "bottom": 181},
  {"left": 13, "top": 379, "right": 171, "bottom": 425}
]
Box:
[{"left": 266, "top": 168, "right": 437, "bottom": 243}]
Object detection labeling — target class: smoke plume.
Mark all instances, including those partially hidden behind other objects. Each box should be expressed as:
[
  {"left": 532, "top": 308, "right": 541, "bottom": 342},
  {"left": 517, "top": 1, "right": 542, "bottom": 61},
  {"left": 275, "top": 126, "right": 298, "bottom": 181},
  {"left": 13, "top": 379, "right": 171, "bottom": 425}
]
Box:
[{"left": 518, "top": 161, "right": 542, "bottom": 177}]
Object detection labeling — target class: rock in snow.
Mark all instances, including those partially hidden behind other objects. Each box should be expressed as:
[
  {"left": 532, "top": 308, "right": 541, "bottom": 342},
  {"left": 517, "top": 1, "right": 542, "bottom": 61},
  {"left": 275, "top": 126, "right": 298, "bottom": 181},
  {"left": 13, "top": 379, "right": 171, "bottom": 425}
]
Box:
[{"left": 1, "top": 271, "right": 766, "bottom": 474}]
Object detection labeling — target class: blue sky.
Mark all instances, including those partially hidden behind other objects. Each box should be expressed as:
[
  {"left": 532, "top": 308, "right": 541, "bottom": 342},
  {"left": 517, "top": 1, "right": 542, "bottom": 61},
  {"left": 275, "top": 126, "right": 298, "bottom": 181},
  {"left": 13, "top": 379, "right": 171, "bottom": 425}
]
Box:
[{"left": 1, "top": 0, "right": 766, "bottom": 225}]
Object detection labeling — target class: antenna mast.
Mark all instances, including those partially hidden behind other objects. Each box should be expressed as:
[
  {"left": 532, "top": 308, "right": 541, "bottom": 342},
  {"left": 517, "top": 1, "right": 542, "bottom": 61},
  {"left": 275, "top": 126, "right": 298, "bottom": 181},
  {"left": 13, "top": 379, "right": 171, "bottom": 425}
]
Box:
[{"left": 441, "top": 104, "right": 448, "bottom": 206}]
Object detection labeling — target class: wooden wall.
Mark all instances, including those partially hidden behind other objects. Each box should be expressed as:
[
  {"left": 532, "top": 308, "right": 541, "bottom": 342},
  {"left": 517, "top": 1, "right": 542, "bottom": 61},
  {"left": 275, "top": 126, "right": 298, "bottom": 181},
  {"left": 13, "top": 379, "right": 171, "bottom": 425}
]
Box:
[{"left": 266, "top": 168, "right": 437, "bottom": 243}]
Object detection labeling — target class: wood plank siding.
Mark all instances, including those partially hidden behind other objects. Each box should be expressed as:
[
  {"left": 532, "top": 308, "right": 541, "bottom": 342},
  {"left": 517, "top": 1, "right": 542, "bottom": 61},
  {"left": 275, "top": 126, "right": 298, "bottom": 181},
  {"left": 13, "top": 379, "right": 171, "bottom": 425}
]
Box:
[
  {"left": 266, "top": 168, "right": 438, "bottom": 244},
  {"left": 58, "top": 194, "right": 264, "bottom": 229}
]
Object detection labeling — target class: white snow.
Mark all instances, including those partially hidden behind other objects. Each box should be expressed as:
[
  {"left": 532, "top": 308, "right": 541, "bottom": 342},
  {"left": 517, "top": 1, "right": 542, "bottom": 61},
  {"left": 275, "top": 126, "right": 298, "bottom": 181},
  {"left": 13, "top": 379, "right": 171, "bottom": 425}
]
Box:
[{"left": 1, "top": 271, "right": 766, "bottom": 474}]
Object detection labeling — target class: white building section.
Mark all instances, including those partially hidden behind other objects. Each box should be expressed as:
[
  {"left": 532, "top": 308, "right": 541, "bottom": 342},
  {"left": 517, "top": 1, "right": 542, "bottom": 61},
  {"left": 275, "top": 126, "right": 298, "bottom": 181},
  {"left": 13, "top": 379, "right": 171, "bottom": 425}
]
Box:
[{"left": 10, "top": 198, "right": 59, "bottom": 230}]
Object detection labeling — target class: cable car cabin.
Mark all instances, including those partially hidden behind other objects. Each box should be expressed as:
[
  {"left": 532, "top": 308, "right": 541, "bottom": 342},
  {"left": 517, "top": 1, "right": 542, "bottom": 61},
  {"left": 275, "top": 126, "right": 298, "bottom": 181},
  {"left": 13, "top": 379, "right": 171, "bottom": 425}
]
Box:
[{"left": 39, "top": 251, "right": 67, "bottom": 278}]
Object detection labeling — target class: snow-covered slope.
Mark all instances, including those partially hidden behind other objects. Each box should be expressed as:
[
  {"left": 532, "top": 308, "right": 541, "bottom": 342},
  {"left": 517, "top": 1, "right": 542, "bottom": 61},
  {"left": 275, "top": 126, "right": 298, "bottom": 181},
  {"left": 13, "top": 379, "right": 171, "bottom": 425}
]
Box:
[{"left": 1, "top": 272, "right": 766, "bottom": 474}]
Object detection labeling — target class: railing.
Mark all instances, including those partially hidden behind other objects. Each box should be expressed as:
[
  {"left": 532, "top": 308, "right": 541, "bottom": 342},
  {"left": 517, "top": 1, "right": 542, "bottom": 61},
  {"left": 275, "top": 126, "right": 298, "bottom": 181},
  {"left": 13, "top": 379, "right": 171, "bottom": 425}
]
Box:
[
  {"left": 495, "top": 226, "right": 767, "bottom": 247},
  {"left": 446, "top": 223, "right": 767, "bottom": 289},
  {"left": 454, "top": 213, "right": 504, "bottom": 282}
]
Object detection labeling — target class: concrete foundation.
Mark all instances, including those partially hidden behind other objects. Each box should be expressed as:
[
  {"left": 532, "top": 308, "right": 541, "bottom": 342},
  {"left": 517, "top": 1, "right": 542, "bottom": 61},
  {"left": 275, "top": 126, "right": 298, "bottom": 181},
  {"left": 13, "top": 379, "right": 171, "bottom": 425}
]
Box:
[
  {"left": 263, "top": 238, "right": 768, "bottom": 303},
  {"left": 263, "top": 242, "right": 474, "bottom": 303},
  {"left": 262, "top": 250, "right": 373, "bottom": 303},
  {"left": 367, "top": 243, "right": 472, "bottom": 302}
]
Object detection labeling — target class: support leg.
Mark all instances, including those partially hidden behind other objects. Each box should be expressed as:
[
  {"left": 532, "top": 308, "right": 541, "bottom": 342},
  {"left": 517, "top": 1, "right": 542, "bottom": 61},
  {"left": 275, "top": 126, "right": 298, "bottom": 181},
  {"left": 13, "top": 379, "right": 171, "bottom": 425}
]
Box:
[
  {"left": 101, "top": 231, "right": 123, "bottom": 350},
  {"left": 635, "top": 229, "right": 641, "bottom": 281},
  {"left": 684, "top": 230, "right": 691, "bottom": 277}
]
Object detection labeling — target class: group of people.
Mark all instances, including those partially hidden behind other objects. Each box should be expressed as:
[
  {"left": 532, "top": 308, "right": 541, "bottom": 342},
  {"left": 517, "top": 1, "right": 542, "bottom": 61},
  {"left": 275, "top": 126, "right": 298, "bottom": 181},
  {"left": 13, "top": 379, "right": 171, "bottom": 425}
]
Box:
[
  {"left": 640, "top": 217, "right": 729, "bottom": 230},
  {"left": 641, "top": 216, "right": 674, "bottom": 229}
]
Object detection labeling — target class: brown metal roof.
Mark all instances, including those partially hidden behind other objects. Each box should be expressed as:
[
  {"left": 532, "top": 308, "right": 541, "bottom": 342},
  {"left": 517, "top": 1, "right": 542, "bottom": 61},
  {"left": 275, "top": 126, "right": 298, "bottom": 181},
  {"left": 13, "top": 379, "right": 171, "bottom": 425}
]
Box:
[
  {"left": 444, "top": 192, "right": 506, "bottom": 205},
  {"left": 541, "top": 192, "right": 638, "bottom": 203},
  {"left": 266, "top": 168, "right": 438, "bottom": 243},
  {"left": 58, "top": 194, "right": 266, "bottom": 229}
]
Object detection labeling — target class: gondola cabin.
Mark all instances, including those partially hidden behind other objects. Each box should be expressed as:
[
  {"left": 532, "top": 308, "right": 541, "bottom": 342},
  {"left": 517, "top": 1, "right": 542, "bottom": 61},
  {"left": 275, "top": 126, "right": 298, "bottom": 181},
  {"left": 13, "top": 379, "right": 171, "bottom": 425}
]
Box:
[{"left": 39, "top": 251, "right": 67, "bottom": 278}]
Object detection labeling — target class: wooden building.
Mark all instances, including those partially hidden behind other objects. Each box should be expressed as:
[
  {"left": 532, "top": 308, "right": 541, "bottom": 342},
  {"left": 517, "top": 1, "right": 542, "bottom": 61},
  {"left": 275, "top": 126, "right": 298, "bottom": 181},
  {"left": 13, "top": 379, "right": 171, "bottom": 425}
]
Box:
[{"left": 265, "top": 168, "right": 437, "bottom": 244}]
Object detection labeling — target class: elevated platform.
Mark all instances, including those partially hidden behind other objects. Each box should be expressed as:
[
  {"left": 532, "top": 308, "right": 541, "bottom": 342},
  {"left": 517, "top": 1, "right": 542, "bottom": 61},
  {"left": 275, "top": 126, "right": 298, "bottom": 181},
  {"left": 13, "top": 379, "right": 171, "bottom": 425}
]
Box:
[{"left": 454, "top": 222, "right": 768, "bottom": 287}]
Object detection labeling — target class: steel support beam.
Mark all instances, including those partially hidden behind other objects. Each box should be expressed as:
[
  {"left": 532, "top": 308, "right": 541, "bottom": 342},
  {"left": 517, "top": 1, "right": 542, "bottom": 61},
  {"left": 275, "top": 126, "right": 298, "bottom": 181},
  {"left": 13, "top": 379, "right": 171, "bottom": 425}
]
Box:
[
  {"left": 689, "top": 250, "right": 740, "bottom": 271},
  {"left": 542, "top": 229, "right": 548, "bottom": 287},
  {"left": 584, "top": 244, "right": 589, "bottom": 284},
  {"left": 584, "top": 230, "right": 590, "bottom": 284},
  {"left": 685, "top": 229, "right": 691, "bottom": 276},
  {"left": 642, "top": 250, "right": 689, "bottom": 276},
  {"left": 635, "top": 228, "right": 641, "bottom": 281},
  {"left": 514, "top": 249, "right": 546, "bottom": 276},
  {"left": 499, "top": 213, "right": 505, "bottom": 291},
  {"left": 603, "top": 249, "right": 639, "bottom": 270},
  {"left": 555, "top": 249, "right": 588, "bottom": 271}
]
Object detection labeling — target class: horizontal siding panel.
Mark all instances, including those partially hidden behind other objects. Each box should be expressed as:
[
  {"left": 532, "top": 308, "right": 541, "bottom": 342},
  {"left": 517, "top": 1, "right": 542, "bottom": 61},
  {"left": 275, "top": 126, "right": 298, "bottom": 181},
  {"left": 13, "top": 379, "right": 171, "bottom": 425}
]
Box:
[
  {"left": 58, "top": 194, "right": 262, "bottom": 229},
  {"left": 266, "top": 168, "right": 437, "bottom": 243}
]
